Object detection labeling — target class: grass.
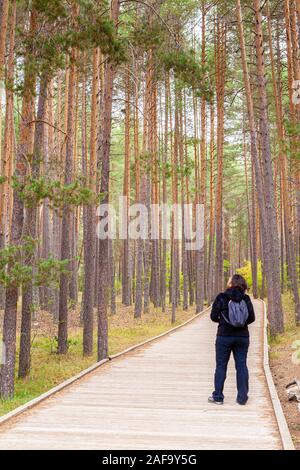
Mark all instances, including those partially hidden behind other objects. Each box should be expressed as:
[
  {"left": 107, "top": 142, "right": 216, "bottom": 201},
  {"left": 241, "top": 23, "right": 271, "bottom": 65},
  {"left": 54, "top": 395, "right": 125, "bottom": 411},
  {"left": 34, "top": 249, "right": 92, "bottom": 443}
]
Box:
[
  {"left": 269, "top": 350, "right": 280, "bottom": 360},
  {"left": 0, "top": 304, "right": 197, "bottom": 416},
  {"left": 269, "top": 291, "right": 300, "bottom": 352}
]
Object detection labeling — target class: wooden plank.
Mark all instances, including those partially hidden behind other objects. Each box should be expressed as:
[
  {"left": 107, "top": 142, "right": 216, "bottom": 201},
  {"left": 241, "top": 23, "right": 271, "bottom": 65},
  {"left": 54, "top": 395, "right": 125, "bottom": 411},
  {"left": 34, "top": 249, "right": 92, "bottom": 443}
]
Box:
[{"left": 0, "top": 301, "right": 287, "bottom": 450}]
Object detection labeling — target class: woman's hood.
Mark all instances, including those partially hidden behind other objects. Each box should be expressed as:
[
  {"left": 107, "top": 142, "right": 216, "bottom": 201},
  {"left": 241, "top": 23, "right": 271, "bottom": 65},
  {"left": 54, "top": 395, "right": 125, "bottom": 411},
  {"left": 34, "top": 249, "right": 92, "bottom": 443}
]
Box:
[{"left": 224, "top": 287, "right": 245, "bottom": 302}]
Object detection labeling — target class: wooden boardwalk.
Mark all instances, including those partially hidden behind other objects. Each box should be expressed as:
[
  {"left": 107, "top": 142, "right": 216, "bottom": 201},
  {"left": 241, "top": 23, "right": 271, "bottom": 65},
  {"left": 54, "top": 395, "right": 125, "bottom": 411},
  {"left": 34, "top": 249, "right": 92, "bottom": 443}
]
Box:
[{"left": 0, "top": 300, "right": 286, "bottom": 450}]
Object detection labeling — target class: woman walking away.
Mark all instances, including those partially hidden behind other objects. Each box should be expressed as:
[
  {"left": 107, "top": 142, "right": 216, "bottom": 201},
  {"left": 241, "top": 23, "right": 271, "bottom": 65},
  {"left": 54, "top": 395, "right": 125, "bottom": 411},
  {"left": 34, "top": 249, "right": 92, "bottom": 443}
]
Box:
[{"left": 208, "top": 274, "right": 255, "bottom": 406}]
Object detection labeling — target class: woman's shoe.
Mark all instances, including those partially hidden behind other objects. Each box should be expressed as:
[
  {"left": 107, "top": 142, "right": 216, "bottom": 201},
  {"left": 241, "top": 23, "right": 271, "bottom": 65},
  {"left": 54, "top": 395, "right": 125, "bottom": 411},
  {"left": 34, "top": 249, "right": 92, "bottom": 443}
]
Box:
[
  {"left": 236, "top": 399, "right": 248, "bottom": 406},
  {"left": 208, "top": 396, "right": 224, "bottom": 405}
]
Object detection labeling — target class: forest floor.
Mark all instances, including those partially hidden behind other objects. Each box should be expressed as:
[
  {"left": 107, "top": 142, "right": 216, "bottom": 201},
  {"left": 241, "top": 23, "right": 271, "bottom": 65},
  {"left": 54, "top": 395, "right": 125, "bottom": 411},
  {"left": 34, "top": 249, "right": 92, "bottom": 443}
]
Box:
[
  {"left": 0, "top": 300, "right": 197, "bottom": 417},
  {"left": 270, "top": 292, "right": 300, "bottom": 450}
]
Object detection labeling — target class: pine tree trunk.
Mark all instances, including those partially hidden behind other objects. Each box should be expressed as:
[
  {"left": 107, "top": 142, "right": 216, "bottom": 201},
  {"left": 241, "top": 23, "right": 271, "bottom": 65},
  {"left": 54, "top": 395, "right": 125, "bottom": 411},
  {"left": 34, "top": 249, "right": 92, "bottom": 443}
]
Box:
[
  {"left": 243, "top": 131, "right": 258, "bottom": 298},
  {"left": 82, "top": 48, "right": 98, "bottom": 356},
  {"left": 0, "top": 0, "right": 9, "bottom": 77},
  {"left": 0, "top": 9, "right": 37, "bottom": 398},
  {"left": 0, "top": 0, "right": 16, "bottom": 310},
  {"left": 142, "top": 59, "right": 152, "bottom": 315},
  {"left": 134, "top": 173, "right": 145, "bottom": 318},
  {"left": 183, "top": 91, "right": 194, "bottom": 307},
  {"left": 207, "top": 102, "right": 215, "bottom": 304},
  {"left": 160, "top": 74, "right": 169, "bottom": 312},
  {"left": 171, "top": 84, "right": 180, "bottom": 323},
  {"left": 19, "top": 79, "right": 47, "bottom": 378},
  {"left": 268, "top": 4, "right": 300, "bottom": 323},
  {"left": 97, "top": 0, "right": 120, "bottom": 360},
  {"left": 69, "top": 74, "right": 79, "bottom": 305},
  {"left": 0, "top": 0, "right": 9, "bottom": 175},
  {"left": 236, "top": 0, "right": 284, "bottom": 334},
  {"left": 58, "top": 49, "right": 77, "bottom": 354},
  {"left": 109, "top": 240, "right": 116, "bottom": 315},
  {"left": 143, "top": 177, "right": 151, "bottom": 314},
  {"left": 134, "top": 59, "right": 144, "bottom": 319},
  {"left": 285, "top": 0, "right": 300, "bottom": 268},
  {"left": 179, "top": 89, "right": 188, "bottom": 311},
  {"left": 253, "top": 0, "right": 284, "bottom": 333},
  {"left": 122, "top": 68, "right": 131, "bottom": 307},
  {"left": 51, "top": 73, "right": 63, "bottom": 322},
  {"left": 149, "top": 59, "right": 160, "bottom": 309},
  {"left": 80, "top": 56, "right": 87, "bottom": 326},
  {"left": 198, "top": 3, "right": 206, "bottom": 309},
  {"left": 214, "top": 19, "right": 226, "bottom": 295},
  {"left": 40, "top": 80, "right": 54, "bottom": 314}
]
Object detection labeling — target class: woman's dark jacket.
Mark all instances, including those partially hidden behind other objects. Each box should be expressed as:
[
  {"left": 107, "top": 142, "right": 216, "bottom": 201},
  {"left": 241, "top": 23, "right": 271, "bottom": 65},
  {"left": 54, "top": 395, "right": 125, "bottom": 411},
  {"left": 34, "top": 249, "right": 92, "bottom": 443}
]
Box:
[{"left": 210, "top": 287, "right": 255, "bottom": 337}]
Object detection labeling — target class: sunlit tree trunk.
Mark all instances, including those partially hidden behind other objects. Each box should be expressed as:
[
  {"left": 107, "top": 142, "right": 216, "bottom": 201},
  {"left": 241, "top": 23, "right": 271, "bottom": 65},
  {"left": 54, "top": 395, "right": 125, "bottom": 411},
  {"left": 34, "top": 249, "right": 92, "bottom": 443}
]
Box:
[
  {"left": 0, "top": 0, "right": 9, "bottom": 173},
  {"left": 0, "top": 0, "right": 16, "bottom": 309}
]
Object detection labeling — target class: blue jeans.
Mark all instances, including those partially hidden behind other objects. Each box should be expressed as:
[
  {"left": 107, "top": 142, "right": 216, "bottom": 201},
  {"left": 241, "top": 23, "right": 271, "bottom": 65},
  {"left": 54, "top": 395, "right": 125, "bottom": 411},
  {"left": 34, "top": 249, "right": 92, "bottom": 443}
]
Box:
[{"left": 212, "top": 336, "right": 249, "bottom": 404}]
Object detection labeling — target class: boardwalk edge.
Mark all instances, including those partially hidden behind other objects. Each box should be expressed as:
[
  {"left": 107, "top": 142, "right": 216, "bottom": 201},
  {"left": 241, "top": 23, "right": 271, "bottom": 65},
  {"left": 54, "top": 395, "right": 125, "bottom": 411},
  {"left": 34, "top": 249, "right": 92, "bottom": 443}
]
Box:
[
  {"left": 0, "top": 358, "right": 109, "bottom": 427},
  {"left": 0, "top": 306, "right": 211, "bottom": 428},
  {"left": 260, "top": 299, "right": 295, "bottom": 451}
]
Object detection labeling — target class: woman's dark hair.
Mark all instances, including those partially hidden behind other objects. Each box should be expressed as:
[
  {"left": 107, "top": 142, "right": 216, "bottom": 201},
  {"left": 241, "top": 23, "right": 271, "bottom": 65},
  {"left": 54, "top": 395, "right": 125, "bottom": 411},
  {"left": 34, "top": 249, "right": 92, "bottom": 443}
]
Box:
[{"left": 227, "top": 274, "right": 248, "bottom": 292}]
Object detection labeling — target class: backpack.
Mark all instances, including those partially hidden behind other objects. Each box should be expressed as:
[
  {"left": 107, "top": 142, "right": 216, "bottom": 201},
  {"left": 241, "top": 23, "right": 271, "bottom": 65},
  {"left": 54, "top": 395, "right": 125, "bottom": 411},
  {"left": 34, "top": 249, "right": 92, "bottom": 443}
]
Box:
[{"left": 222, "top": 299, "right": 249, "bottom": 328}]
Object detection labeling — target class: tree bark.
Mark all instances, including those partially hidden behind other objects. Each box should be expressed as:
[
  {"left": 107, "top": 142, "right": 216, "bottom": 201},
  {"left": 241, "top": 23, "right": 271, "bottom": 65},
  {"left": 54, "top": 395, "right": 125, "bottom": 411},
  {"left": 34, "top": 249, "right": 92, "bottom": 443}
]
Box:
[
  {"left": 236, "top": 0, "right": 284, "bottom": 334},
  {"left": 122, "top": 67, "right": 131, "bottom": 307},
  {"left": 97, "top": 0, "right": 120, "bottom": 360},
  {"left": 58, "top": 49, "right": 77, "bottom": 354},
  {"left": 0, "top": 9, "right": 37, "bottom": 398},
  {"left": 214, "top": 18, "right": 226, "bottom": 295},
  {"left": 207, "top": 102, "right": 215, "bottom": 304},
  {"left": 179, "top": 89, "right": 188, "bottom": 311},
  {"left": 253, "top": 0, "right": 284, "bottom": 333},
  {"left": 19, "top": 79, "right": 47, "bottom": 378},
  {"left": 83, "top": 48, "right": 98, "bottom": 356},
  {"left": 0, "top": 0, "right": 16, "bottom": 309}
]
